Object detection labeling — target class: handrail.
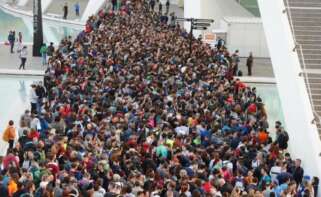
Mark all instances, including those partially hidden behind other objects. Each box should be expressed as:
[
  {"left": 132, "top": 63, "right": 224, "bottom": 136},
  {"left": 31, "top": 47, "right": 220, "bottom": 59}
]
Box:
[{"left": 284, "top": 0, "right": 321, "bottom": 124}]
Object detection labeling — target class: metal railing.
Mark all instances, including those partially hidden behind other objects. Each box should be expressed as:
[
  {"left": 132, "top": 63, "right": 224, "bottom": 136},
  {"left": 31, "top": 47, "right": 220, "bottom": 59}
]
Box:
[{"left": 284, "top": 0, "right": 321, "bottom": 124}]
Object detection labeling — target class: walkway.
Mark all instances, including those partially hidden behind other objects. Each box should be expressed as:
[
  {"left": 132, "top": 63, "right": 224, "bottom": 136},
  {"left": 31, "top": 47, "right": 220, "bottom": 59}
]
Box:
[
  {"left": 45, "top": 0, "right": 88, "bottom": 20},
  {"left": 239, "top": 57, "right": 274, "bottom": 77},
  {"left": 0, "top": 43, "right": 43, "bottom": 72}
]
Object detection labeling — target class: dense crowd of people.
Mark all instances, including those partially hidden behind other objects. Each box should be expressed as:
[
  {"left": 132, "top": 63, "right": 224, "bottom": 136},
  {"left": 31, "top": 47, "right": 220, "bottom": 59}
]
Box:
[{"left": 0, "top": 0, "right": 319, "bottom": 196}]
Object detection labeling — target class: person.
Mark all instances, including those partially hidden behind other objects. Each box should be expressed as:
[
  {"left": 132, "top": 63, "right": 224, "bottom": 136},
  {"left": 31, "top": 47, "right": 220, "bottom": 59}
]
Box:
[
  {"left": 8, "top": 31, "right": 15, "bottom": 53},
  {"left": 158, "top": 1, "right": 162, "bottom": 14},
  {"left": 217, "top": 37, "right": 225, "bottom": 49},
  {"left": 35, "top": 81, "right": 46, "bottom": 113},
  {"left": 40, "top": 43, "right": 47, "bottom": 66},
  {"left": 166, "top": 0, "right": 170, "bottom": 14},
  {"left": 18, "top": 32, "right": 22, "bottom": 43},
  {"left": 275, "top": 122, "right": 289, "bottom": 150},
  {"left": 29, "top": 84, "right": 38, "bottom": 114},
  {"left": 246, "top": 52, "right": 254, "bottom": 76},
  {"left": 292, "top": 159, "right": 304, "bottom": 185},
  {"left": 74, "top": 2, "right": 80, "bottom": 16},
  {"left": 2, "top": 120, "right": 16, "bottom": 150},
  {"left": 47, "top": 42, "right": 55, "bottom": 57},
  {"left": 0, "top": 1, "right": 315, "bottom": 197},
  {"left": 112, "top": 0, "right": 117, "bottom": 11},
  {"left": 232, "top": 50, "right": 240, "bottom": 76},
  {"left": 18, "top": 46, "right": 28, "bottom": 70},
  {"left": 63, "top": 2, "right": 68, "bottom": 19},
  {"left": 150, "top": 0, "right": 155, "bottom": 11}
]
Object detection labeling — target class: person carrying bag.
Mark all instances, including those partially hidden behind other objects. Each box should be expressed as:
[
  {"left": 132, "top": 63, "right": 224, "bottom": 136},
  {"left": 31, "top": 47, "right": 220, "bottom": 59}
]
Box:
[{"left": 2, "top": 120, "right": 16, "bottom": 150}]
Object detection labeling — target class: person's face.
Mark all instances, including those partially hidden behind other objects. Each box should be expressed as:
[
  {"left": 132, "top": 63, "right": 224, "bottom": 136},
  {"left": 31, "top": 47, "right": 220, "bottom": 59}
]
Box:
[{"left": 295, "top": 159, "right": 301, "bottom": 167}]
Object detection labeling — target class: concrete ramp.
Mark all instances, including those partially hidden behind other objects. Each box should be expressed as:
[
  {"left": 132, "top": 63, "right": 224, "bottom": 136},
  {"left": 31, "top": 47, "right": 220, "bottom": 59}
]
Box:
[{"left": 81, "top": 0, "right": 105, "bottom": 22}]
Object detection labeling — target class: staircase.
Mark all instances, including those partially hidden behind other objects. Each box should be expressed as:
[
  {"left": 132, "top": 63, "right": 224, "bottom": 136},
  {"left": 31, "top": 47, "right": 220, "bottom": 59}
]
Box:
[{"left": 284, "top": 0, "right": 321, "bottom": 138}]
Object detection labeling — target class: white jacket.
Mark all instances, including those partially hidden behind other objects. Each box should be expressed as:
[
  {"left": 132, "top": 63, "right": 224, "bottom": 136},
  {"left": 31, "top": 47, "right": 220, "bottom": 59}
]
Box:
[
  {"left": 20, "top": 48, "right": 28, "bottom": 58},
  {"left": 29, "top": 88, "right": 38, "bottom": 103}
]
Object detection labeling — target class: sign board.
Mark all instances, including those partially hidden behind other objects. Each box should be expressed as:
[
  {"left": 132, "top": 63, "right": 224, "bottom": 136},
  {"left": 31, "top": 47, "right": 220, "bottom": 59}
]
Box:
[{"left": 203, "top": 32, "right": 217, "bottom": 47}]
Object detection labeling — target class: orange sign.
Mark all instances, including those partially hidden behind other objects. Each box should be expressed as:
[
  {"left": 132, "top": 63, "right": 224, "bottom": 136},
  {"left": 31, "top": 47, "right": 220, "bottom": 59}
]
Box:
[{"left": 203, "top": 32, "right": 216, "bottom": 44}]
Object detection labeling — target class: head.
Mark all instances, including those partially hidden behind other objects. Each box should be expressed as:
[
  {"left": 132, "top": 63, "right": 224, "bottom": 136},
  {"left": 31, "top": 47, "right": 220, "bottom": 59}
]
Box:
[{"left": 8, "top": 120, "right": 14, "bottom": 126}]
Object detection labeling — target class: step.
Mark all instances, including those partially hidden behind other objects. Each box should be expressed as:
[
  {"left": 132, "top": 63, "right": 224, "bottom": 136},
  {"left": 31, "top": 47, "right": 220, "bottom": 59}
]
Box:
[
  {"left": 302, "top": 49, "right": 321, "bottom": 55},
  {"left": 309, "top": 83, "right": 321, "bottom": 89},
  {"left": 301, "top": 44, "right": 321, "bottom": 50},
  {"left": 291, "top": 17, "right": 321, "bottom": 23},
  {"left": 303, "top": 64, "right": 321, "bottom": 69},
  {"left": 288, "top": 0, "right": 321, "bottom": 4},
  {"left": 299, "top": 59, "right": 321, "bottom": 67},
  {"left": 294, "top": 26, "right": 321, "bottom": 31},
  {"left": 296, "top": 40, "right": 321, "bottom": 45},
  {"left": 289, "top": 9, "right": 321, "bottom": 16},
  {"left": 307, "top": 73, "right": 321, "bottom": 78},
  {"left": 293, "top": 21, "right": 321, "bottom": 27},
  {"left": 294, "top": 30, "right": 321, "bottom": 37},
  {"left": 295, "top": 35, "right": 321, "bottom": 40},
  {"left": 289, "top": 11, "right": 321, "bottom": 18},
  {"left": 313, "top": 105, "right": 321, "bottom": 111},
  {"left": 288, "top": 2, "right": 321, "bottom": 8},
  {"left": 301, "top": 54, "right": 321, "bottom": 60},
  {"left": 312, "top": 95, "right": 321, "bottom": 100}
]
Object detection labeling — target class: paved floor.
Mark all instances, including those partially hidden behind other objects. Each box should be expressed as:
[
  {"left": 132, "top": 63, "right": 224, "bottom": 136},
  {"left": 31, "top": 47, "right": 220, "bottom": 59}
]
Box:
[
  {"left": 0, "top": 43, "right": 43, "bottom": 70},
  {"left": 45, "top": 0, "right": 88, "bottom": 20},
  {"left": 239, "top": 57, "right": 274, "bottom": 77}
]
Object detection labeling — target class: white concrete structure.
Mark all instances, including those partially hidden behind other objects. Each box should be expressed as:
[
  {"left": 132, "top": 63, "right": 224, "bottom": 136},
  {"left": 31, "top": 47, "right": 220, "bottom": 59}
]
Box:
[
  {"left": 220, "top": 17, "right": 269, "bottom": 57},
  {"left": 0, "top": 3, "right": 85, "bottom": 27},
  {"left": 184, "top": 0, "right": 270, "bottom": 58},
  {"left": 41, "top": 0, "right": 53, "bottom": 13},
  {"left": 258, "top": 0, "right": 321, "bottom": 188},
  {"left": 81, "top": 0, "right": 105, "bottom": 22},
  {"left": 184, "top": 0, "right": 253, "bottom": 30}
]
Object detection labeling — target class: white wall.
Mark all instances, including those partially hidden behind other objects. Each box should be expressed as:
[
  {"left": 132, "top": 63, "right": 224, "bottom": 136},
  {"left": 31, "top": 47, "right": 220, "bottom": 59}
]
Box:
[
  {"left": 184, "top": 0, "right": 269, "bottom": 57},
  {"left": 184, "top": 0, "right": 253, "bottom": 29},
  {"left": 223, "top": 18, "right": 269, "bottom": 57},
  {"left": 81, "top": 0, "right": 105, "bottom": 22},
  {"left": 258, "top": 0, "right": 321, "bottom": 191},
  {"left": 183, "top": 0, "right": 201, "bottom": 34}
]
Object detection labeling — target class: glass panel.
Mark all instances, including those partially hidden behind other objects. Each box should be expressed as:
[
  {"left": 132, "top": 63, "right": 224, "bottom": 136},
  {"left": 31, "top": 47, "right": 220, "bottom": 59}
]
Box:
[
  {"left": 0, "top": 75, "right": 42, "bottom": 130},
  {"left": 254, "top": 83, "right": 285, "bottom": 130},
  {"left": 240, "top": 0, "right": 260, "bottom": 17}
]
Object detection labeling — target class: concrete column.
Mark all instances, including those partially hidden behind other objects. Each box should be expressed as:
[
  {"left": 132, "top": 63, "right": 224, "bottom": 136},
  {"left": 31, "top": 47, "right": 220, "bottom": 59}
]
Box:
[{"left": 81, "top": 0, "right": 105, "bottom": 22}]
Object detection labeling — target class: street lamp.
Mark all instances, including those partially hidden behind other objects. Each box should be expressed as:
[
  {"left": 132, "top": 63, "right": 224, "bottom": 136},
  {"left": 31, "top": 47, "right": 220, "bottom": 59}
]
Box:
[{"left": 32, "top": 0, "right": 43, "bottom": 57}]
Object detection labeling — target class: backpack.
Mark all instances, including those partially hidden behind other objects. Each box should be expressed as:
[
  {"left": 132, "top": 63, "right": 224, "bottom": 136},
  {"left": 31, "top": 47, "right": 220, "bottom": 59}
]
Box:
[
  {"left": 2, "top": 128, "right": 9, "bottom": 142},
  {"left": 281, "top": 131, "right": 289, "bottom": 142}
]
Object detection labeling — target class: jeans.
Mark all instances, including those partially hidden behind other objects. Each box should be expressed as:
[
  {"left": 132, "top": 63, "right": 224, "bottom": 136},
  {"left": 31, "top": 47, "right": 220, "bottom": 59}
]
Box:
[
  {"left": 31, "top": 102, "right": 37, "bottom": 114},
  {"left": 19, "top": 57, "right": 26, "bottom": 69},
  {"left": 8, "top": 139, "right": 14, "bottom": 150},
  {"left": 42, "top": 54, "right": 47, "bottom": 65},
  {"left": 10, "top": 42, "right": 14, "bottom": 53}
]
